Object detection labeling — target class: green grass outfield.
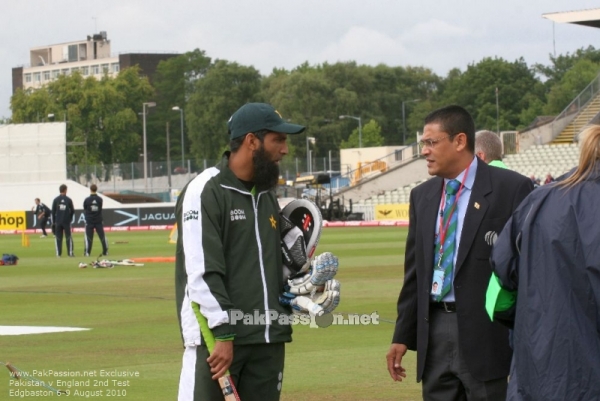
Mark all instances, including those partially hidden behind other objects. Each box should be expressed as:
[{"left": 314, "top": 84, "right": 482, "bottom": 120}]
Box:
[{"left": 0, "top": 227, "right": 422, "bottom": 400}]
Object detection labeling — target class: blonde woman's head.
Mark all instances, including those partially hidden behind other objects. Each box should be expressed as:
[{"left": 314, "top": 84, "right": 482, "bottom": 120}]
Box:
[{"left": 559, "top": 125, "right": 600, "bottom": 188}]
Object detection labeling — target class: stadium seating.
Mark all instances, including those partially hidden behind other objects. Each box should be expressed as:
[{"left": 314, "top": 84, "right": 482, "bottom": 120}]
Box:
[
  {"left": 355, "top": 177, "right": 431, "bottom": 206},
  {"left": 503, "top": 143, "right": 579, "bottom": 180}
]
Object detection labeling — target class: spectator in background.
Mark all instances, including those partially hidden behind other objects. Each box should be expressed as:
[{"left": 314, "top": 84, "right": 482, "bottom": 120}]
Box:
[
  {"left": 544, "top": 173, "right": 555, "bottom": 185},
  {"left": 490, "top": 124, "right": 600, "bottom": 400},
  {"left": 528, "top": 176, "right": 541, "bottom": 188},
  {"left": 52, "top": 184, "right": 75, "bottom": 257},
  {"left": 33, "top": 198, "right": 51, "bottom": 238},
  {"left": 475, "top": 130, "right": 508, "bottom": 169},
  {"left": 83, "top": 184, "right": 108, "bottom": 257}
]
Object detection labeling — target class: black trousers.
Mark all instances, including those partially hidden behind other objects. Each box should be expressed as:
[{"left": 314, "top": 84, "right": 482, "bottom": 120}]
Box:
[
  {"left": 421, "top": 308, "right": 508, "bottom": 401},
  {"left": 39, "top": 216, "right": 49, "bottom": 236},
  {"left": 178, "top": 343, "right": 285, "bottom": 401},
  {"left": 54, "top": 223, "right": 73, "bottom": 257},
  {"left": 84, "top": 222, "right": 108, "bottom": 256}
]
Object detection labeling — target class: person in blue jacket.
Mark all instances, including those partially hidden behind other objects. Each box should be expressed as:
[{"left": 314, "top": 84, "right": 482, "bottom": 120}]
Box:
[{"left": 491, "top": 124, "right": 600, "bottom": 401}]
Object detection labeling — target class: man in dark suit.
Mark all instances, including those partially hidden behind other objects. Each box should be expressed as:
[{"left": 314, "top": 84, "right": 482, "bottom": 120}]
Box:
[{"left": 386, "top": 105, "right": 533, "bottom": 400}]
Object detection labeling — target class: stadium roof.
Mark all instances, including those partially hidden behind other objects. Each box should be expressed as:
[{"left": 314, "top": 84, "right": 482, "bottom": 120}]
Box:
[{"left": 543, "top": 8, "right": 600, "bottom": 28}]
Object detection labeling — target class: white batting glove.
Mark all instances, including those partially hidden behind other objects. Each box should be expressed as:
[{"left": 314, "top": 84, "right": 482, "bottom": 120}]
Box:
[
  {"left": 280, "top": 279, "right": 341, "bottom": 315},
  {"left": 315, "top": 279, "right": 341, "bottom": 313},
  {"left": 288, "top": 252, "right": 339, "bottom": 295}
]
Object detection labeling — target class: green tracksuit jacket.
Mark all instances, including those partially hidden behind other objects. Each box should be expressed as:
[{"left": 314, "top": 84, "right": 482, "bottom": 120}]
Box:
[{"left": 175, "top": 152, "right": 293, "bottom": 347}]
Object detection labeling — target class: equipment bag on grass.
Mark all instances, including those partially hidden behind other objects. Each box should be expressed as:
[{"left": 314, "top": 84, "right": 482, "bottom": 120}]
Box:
[{"left": 1, "top": 254, "right": 19, "bottom": 265}]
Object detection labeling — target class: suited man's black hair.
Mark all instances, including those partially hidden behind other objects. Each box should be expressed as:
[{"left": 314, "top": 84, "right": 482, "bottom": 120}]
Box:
[{"left": 424, "top": 105, "right": 475, "bottom": 153}]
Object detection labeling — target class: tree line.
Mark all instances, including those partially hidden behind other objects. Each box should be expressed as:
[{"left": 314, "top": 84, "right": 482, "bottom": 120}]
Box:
[{"left": 10, "top": 46, "right": 600, "bottom": 168}]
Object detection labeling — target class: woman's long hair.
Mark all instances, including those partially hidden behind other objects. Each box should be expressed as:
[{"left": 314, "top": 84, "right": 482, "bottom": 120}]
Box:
[{"left": 558, "top": 124, "right": 600, "bottom": 189}]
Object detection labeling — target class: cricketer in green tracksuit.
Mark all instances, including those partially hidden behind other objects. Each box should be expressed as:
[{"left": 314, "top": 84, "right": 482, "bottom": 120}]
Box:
[{"left": 176, "top": 103, "right": 305, "bottom": 401}]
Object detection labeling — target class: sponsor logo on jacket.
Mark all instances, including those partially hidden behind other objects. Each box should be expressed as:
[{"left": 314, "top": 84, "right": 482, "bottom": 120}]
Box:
[
  {"left": 230, "top": 209, "right": 246, "bottom": 221},
  {"left": 183, "top": 210, "right": 198, "bottom": 222}
]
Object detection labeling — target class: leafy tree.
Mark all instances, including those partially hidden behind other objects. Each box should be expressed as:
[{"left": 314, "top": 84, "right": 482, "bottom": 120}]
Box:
[
  {"left": 340, "top": 119, "right": 384, "bottom": 149},
  {"left": 15, "top": 44, "right": 600, "bottom": 179},
  {"left": 151, "top": 49, "right": 212, "bottom": 166},
  {"left": 186, "top": 60, "right": 262, "bottom": 160},
  {"left": 543, "top": 58, "right": 600, "bottom": 114},
  {"left": 407, "top": 99, "right": 438, "bottom": 142},
  {"left": 11, "top": 86, "right": 54, "bottom": 123},
  {"left": 367, "top": 64, "right": 440, "bottom": 146},
  {"left": 534, "top": 46, "right": 600, "bottom": 87},
  {"left": 10, "top": 67, "right": 154, "bottom": 167},
  {"left": 260, "top": 61, "right": 440, "bottom": 159},
  {"left": 154, "top": 49, "right": 212, "bottom": 105},
  {"left": 440, "top": 57, "right": 544, "bottom": 130},
  {"left": 262, "top": 67, "right": 338, "bottom": 160},
  {"left": 94, "top": 68, "right": 154, "bottom": 164}
]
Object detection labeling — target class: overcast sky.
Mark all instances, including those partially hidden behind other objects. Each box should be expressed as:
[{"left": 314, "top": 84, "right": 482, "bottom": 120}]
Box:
[{"left": 2, "top": 0, "right": 600, "bottom": 118}]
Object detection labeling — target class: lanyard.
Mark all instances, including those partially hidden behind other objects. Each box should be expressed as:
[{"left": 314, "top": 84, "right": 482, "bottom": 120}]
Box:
[{"left": 437, "top": 164, "right": 470, "bottom": 258}]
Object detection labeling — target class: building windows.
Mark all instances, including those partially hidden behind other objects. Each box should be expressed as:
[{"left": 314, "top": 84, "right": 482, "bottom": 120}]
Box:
[
  {"left": 71, "top": 67, "right": 80, "bottom": 74},
  {"left": 81, "top": 66, "right": 89, "bottom": 76},
  {"left": 61, "top": 68, "right": 70, "bottom": 75},
  {"left": 111, "top": 63, "right": 120, "bottom": 73},
  {"left": 43, "top": 71, "right": 51, "bottom": 81},
  {"left": 68, "top": 44, "right": 78, "bottom": 62},
  {"left": 25, "top": 73, "right": 32, "bottom": 83},
  {"left": 52, "top": 70, "right": 60, "bottom": 79},
  {"left": 101, "top": 63, "right": 109, "bottom": 73},
  {"left": 33, "top": 72, "right": 41, "bottom": 82},
  {"left": 92, "top": 65, "right": 100, "bottom": 75}
]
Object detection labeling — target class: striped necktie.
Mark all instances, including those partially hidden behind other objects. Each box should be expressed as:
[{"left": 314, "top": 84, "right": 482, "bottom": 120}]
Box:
[{"left": 433, "top": 179, "right": 460, "bottom": 301}]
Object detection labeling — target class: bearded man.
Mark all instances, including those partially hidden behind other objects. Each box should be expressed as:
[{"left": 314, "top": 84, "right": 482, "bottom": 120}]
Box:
[{"left": 175, "top": 103, "right": 305, "bottom": 401}]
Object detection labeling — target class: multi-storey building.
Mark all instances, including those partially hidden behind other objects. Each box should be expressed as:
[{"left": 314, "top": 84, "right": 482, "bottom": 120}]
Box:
[{"left": 12, "top": 31, "right": 177, "bottom": 93}]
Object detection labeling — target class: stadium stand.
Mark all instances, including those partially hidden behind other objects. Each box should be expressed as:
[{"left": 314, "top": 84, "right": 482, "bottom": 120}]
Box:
[
  {"left": 552, "top": 93, "right": 600, "bottom": 144},
  {"left": 355, "top": 177, "right": 431, "bottom": 206},
  {"left": 503, "top": 143, "right": 579, "bottom": 180}
]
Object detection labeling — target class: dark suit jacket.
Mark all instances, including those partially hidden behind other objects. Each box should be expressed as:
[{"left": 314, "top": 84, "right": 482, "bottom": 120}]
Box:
[{"left": 392, "top": 159, "right": 533, "bottom": 382}]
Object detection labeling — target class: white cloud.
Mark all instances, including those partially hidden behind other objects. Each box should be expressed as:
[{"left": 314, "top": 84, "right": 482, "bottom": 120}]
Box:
[
  {"left": 319, "top": 26, "right": 408, "bottom": 67},
  {"left": 3, "top": 0, "right": 600, "bottom": 117},
  {"left": 400, "top": 19, "right": 471, "bottom": 44}
]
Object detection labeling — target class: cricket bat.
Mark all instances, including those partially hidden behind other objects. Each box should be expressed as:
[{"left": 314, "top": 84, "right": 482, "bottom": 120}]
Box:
[{"left": 195, "top": 307, "right": 241, "bottom": 401}]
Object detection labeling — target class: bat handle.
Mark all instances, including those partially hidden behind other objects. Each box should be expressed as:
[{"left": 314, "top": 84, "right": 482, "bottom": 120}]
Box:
[
  {"left": 5, "top": 363, "right": 20, "bottom": 379},
  {"left": 218, "top": 375, "right": 241, "bottom": 401},
  {"left": 194, "top": 305, "right": 241, "bottom": 400}
]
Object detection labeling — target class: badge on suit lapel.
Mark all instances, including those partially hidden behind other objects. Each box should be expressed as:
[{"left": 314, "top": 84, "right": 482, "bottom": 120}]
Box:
[
  {"left": 474, "top": 202, "right": 480, "bottom": 209},
  {"left": 484, "top": 231, "right": 498, "bottom": 246}
]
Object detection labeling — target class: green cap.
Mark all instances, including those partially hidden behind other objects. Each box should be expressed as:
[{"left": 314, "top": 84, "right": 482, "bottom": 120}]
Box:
[{"left": 227, "top": 103, "right": 305, "bottom": 139}]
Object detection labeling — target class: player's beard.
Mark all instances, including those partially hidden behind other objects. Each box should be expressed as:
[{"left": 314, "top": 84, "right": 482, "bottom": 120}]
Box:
[{"left": 253, "top": 145, "right": 280, "bottom": 192}]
